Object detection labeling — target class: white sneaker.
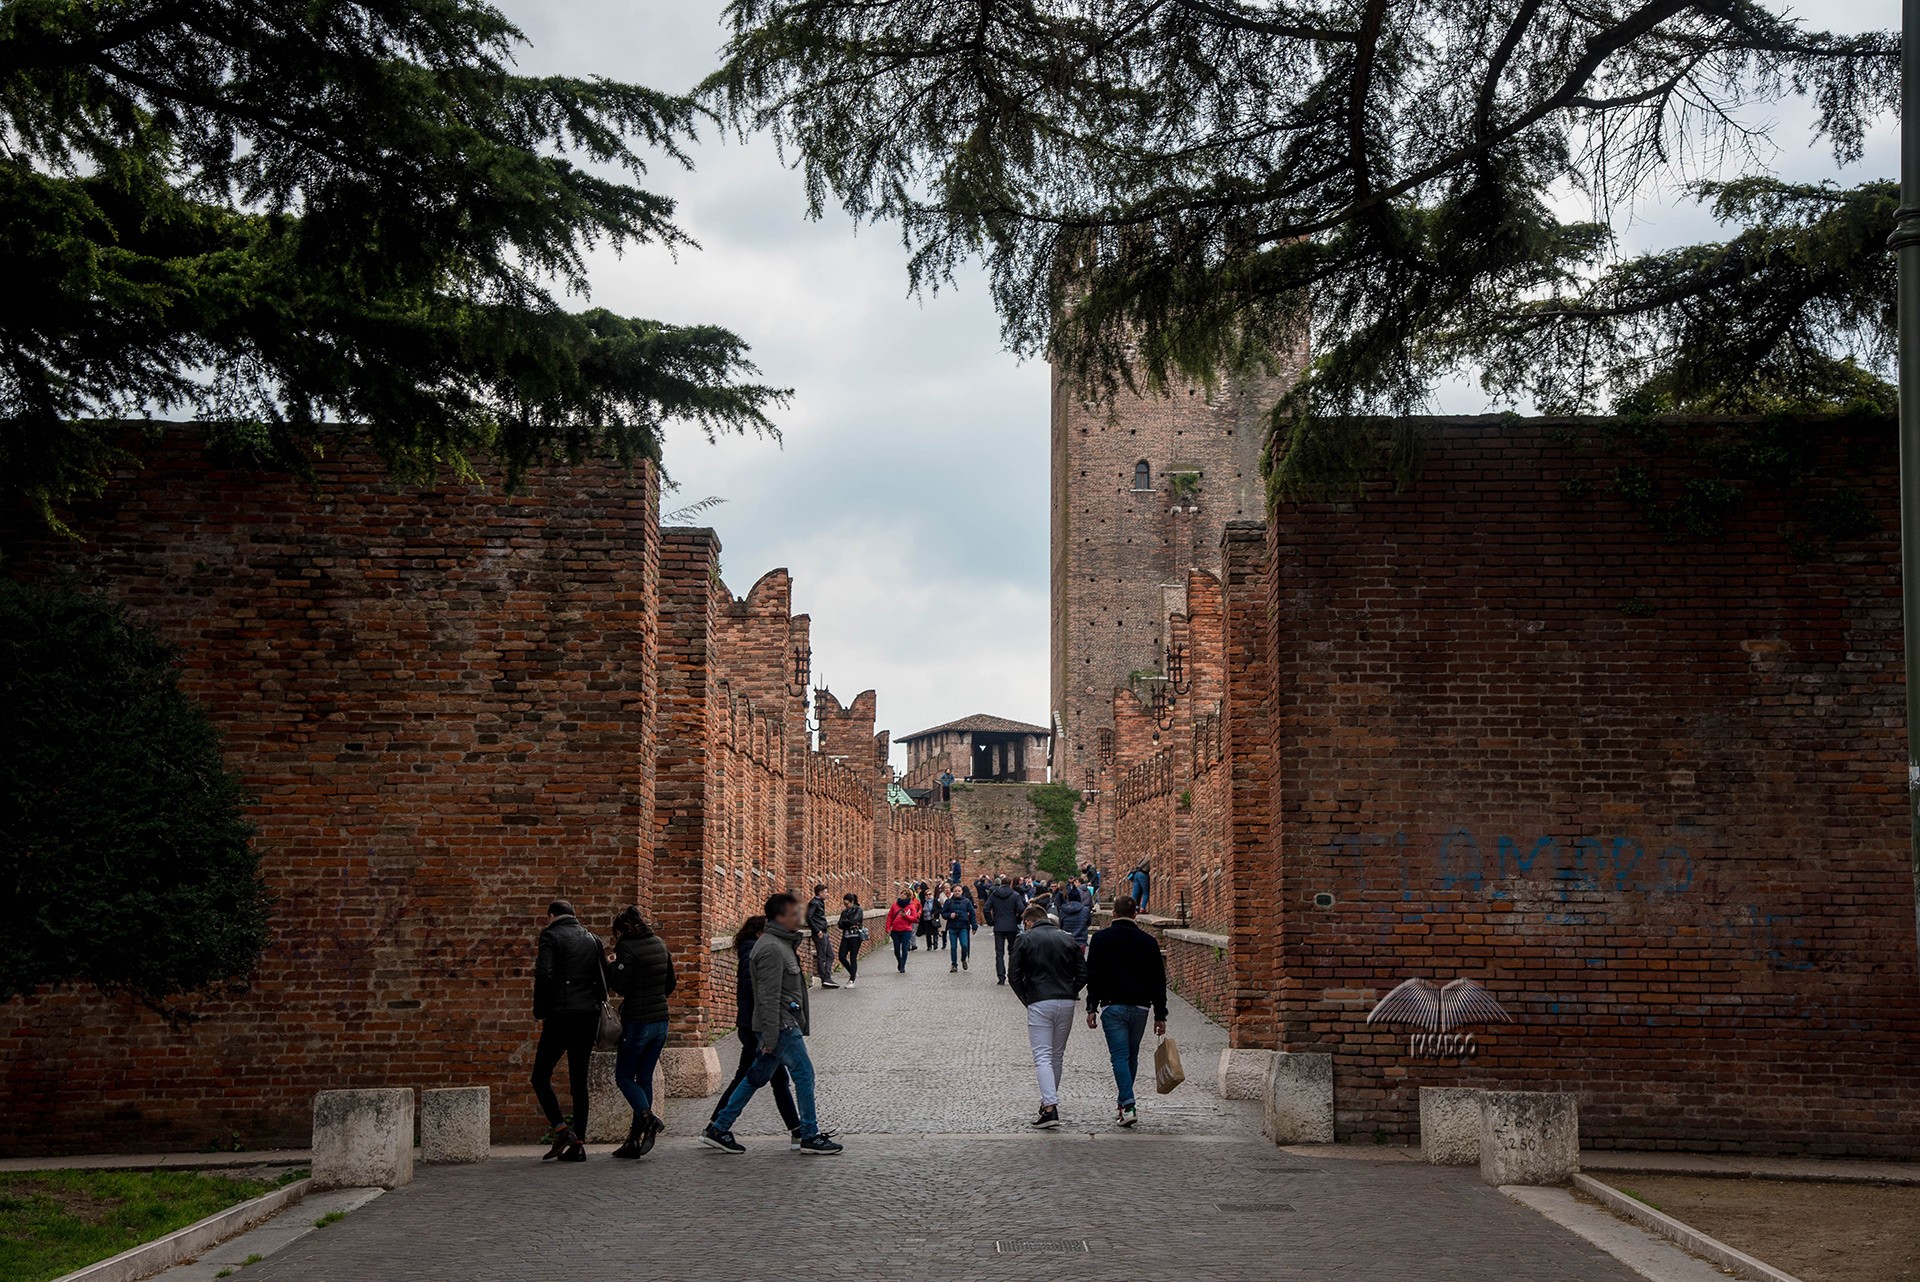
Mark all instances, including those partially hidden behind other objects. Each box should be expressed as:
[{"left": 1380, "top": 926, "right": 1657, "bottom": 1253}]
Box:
[{"left": 845, "top": 979, "right": 857, "bottom": 987}]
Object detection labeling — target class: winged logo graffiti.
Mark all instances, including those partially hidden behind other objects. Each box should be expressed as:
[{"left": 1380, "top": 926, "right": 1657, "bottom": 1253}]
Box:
[{"left": 1366, "top": 978, "right": 1511, "bottom": 1058}]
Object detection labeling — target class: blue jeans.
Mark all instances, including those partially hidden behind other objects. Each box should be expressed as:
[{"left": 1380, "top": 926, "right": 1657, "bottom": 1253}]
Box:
[
  {"left": 1100, "top": 1005, "right": 1151, "bottom": 1108},
  {"left": 712, "top": 1027, "right": 818, "bottom": 1139},
  {"left": 891, "top": 930, "right": 913, "bottom": 970},
  {"left": 948, "top": 926, "right": 971, "bottom": 966},
  {"left": 615, "top": 1018, "right": 669, "bottom": 1117}
]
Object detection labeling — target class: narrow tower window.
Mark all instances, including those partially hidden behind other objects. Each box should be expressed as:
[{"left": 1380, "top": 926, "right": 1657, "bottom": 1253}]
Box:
[{"left": 1132, "top": 460, "right": 1152, "bottom": 490}]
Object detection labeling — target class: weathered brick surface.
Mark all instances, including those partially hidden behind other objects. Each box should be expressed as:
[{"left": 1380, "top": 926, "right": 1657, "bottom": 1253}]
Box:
[
  {"left": 1261, "top": 416, "right": 1920, "bottom": 1155},
  {"left": 655, "top": 549, "right": 892, "bottom": 1036},
  {"left": 0, "top": 435, "right": 659, "bottom": 1155},
  {"left": 1050, "top": 356, "right": 1304, "bottom": 802},
  {"left": 946, "top": 783, "right": 1051, "bottom": 880}
]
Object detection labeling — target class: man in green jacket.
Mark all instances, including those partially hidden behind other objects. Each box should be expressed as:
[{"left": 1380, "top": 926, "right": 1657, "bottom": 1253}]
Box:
[{"left": 702, "top": 893, "right": 845, "bottom": 1156}]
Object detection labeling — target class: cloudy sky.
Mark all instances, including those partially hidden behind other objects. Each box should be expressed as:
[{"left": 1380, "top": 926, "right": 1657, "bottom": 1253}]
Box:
[{"left": 501, "top": 0, "right": 1895, "bottom": 767}]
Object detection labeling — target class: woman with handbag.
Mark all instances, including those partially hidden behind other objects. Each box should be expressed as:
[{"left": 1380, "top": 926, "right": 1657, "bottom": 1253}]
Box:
[
  {"left": 836, "top": 893, "right": 866, "bottom": 987},
  {"left": 708, "top": 916, "right": 804, "bottom": 1145},
  {"left": 605, "top": 906, "right": 674, "bottom": 1159}
]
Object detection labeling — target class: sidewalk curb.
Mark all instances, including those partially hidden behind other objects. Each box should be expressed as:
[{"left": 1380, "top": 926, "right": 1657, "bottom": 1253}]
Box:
[
  {"left": 1573, "top": 1173, "right": 1806, "bottom": 1282},
  {"left": 51, "top": 1178, "right": 310, "bottom": 1282}
]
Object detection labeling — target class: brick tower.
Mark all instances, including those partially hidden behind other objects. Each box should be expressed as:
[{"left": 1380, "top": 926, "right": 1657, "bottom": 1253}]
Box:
[{"left": 1049, "top": 363, "right": 1301, "bottom": 800}]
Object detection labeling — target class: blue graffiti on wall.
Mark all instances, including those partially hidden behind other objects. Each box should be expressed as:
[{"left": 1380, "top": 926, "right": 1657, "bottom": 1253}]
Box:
[{"left": 1330, "top": 828, "right": 1694, "bottom": 905}]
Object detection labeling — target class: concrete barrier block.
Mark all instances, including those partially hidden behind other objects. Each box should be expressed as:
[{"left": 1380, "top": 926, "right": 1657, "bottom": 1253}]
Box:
[
  {"left": 312, "top": 1088, "right": 413, "bottom": 1190},
  {"left": 1218, "top": 1048, "right": 1276, "bottom": 1101},
  {"left": 585, "top": 1050, "right": 626, "bottom": 1143},
  {"left": 1262, "top": 1052, "right": 1334, "bottom": 1144},
  {"left": 1419, "top": 1087, "right": 1483, "bottom": 1164},
  {"left": 660, "top": 1045, "right": 723, "bottom": 1097},
  {"left": 419, "top": 1087, "right": 490, "bottom": 1163},
  {"left": 1479, "top": 1090, "right": 1579, "bottom": 1186},
  {"left": 583, "top": 1050, "right": 675, "bottom": 1143}
]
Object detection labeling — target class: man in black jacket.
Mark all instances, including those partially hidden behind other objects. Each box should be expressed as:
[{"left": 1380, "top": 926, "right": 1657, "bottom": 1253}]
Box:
[
  {"left": 531, "top": 899, "right": 607, "bottom": 1161},
  {"left": 1083, "top": 894, "right": 1169, "bottom": 1128},
  {"left": 983, "top": 877, "right": 1027, "bottom": 986},
  {"left": 1008, "top": 903, "right": 1086, "bottom": 1129},
  {"left": 805, "top": 884, "right": 839, "bottom": 989}
]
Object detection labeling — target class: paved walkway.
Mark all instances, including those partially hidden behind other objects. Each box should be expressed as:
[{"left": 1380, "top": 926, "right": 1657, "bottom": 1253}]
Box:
[
  {"left": 701, "top": 935, "right": 1252, "bottom": 1135},
  {"left": 228, "top": 944, "right": 1650, "bottom": 1282}
]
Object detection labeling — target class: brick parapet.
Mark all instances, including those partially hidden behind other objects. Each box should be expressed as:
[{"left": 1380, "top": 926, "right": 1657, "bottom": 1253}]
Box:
[
  {"left": 1262, "top": 414, "right": 1920, "bottom": 1155},
  {"left": 0, "top": 433, "right": 660, "bottom": 1154}
]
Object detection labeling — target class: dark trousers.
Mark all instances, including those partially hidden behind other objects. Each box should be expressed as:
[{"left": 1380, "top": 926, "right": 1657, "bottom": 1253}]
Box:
[
  {"left": 891, "top": 929, "right": 913, "bottom": 971},
  {"left": 709, "top": 1028, "right": 801, "bottom": 1132},
  {"left": 994, "top": 930, "right": 1018, "bottom": 981},
  {"left": 531, "top": 1010, "right": 598, "bottom": 1135},
  {"left": 838, "top": 935, "right": 861, "bottom": 982},
  {"left": 812, "top": 931, "right": 834, "bottom": 981}
]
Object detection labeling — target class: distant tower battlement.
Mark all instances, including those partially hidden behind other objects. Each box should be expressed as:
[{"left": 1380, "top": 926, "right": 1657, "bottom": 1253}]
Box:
[{"left": 1049, "top": 360, "right": 1303, "bottom": 798}]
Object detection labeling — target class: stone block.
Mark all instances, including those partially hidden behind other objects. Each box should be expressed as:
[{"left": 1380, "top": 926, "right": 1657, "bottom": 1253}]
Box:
[
  {"left": 1479, "top": 1090, "right": 1579, "bottom": 1186},
  {"left": 1261, "top": 1052, "right": 1333, "bottom": 1144},
  {"left": 585, "top": 1050, "right": 626, "bottom": 1143},
  {"left": 1419, "top": 1087, "right": 1482, "bottom": 1164},
  {"left": 419, "top": 1087, "right": 490, "bottom": 1163},
  {"left": 583, "top": 1050, "right": 673, "bottom": 1143},
  {"left": 1218, "top": 1048, "right": 1276, "bottom": 1101},
  {"left": 660, "top": 1045, "right": 724, "bottom": 1097},
  {"left": 311, "top": 1088, "right": 414, "bottom": 1190}
]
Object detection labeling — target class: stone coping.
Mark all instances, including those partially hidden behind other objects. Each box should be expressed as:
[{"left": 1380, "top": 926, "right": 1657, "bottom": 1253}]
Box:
[{"left": 1161, "top": 927, "right": 1231, "bottom": 949}]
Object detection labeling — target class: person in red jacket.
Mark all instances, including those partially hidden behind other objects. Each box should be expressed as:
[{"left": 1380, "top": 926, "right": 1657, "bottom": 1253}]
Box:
[{"left": 885, "top": 892, "right": 920, "bottom": 973}]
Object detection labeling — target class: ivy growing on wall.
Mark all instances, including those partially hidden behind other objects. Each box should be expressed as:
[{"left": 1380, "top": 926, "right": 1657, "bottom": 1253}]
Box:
[{"left": 1027, "top": 783, "right": 1081, "bottom": 881}]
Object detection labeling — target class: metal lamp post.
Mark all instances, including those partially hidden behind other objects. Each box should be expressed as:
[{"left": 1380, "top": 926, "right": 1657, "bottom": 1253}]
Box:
[{"left": 1898, "top": 0, "right": 1920, "bottom": 974}]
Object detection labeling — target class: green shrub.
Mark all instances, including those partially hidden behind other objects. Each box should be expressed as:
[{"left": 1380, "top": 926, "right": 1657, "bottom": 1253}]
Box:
[{"left": 0, "top": 581, "right": 269, "bottom": 1006}]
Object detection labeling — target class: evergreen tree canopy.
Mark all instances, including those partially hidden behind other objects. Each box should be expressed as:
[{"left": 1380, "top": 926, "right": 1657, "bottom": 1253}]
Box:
[
  {"left": 706, "top": 0, "right": 1896, "bottom": 486},
  {"left": 0, "top": 581, "right": 270, "bottom": 1007},
  {"left": 1, "top": 0, "right": 786, "bottom": 529}
]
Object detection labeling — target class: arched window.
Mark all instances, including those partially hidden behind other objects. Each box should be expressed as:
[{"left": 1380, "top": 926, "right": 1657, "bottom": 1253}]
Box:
[{"left": 1132, "top": 460, "right": 1151, "bottom": 490}]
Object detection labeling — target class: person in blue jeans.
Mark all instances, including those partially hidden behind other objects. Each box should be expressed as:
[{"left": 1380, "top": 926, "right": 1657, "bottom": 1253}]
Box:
[
  {"left": 1126, "top": 864, "right": 1151, "bottom": 914},
  {"left": 708, "top": 916, "right": 804, "bottom": 1146},
  {"left": 942, "top": 885, "right": 977, "bottom": 972},
  {"left": 604, "top": 905, "right": 675, "bottom": 1158},
  {"left": 702, "top": 893, "right": 844, "bottom": 1156},
  {"left": 885, "top": 894, "right": 919, "bottom": 972},
  {"left": 1082, "top": 894, "right": 1168, "bottom": 1127}
]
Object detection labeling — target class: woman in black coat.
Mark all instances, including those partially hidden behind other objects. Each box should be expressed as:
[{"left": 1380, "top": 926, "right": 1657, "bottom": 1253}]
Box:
[
  {"left": 606, "top": 906, "right": 675, "bottom": 1159},
  {"left": 707, "top": 916, "right": 803, "bottom": 1144}
]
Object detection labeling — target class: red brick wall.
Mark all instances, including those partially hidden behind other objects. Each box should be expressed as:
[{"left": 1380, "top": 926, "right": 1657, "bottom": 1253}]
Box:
[
  {"left": 1051, "top": 358, "right": 1303, "bottom": 800},
  {"left": 0, "top": 436, "right": 659, "bottom": 1155},
  {"left": 1113, "top": 750, "right": 1176, "bottom": 905},
  {"left": 1221, "top": 522, "right": 1278, "bottom": 1050},
  {"left": 654, "top": 529, "right": 729, "bottom": 1048},
  {"left": 1185, "top": 717, "right": 1230, "bottom": 934},
  {"left": 1161, "top": 931, "right": 1233, "bottom": 1026},
  {"left": 888, "top": 804, "right": 965, "bottom": 887},
  {"left": 1264, "top": 416, "right": 1920, "bottom": 1155}
]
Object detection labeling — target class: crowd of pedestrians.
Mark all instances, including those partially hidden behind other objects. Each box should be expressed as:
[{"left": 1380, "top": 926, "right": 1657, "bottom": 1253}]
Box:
[{"left": 525, "top": 862, "right": 1169, "bottom": 1159}]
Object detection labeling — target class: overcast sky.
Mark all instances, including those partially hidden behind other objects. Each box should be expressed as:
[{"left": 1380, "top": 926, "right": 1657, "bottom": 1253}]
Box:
[{"left": 501, "top": 0, "right": 1895, "bottom": 768}]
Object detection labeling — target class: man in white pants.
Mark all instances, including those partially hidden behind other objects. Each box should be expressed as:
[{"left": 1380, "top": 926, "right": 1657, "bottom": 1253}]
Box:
[{"left": 1008, "top": 902, "right": 1087, "bottom": 1129}]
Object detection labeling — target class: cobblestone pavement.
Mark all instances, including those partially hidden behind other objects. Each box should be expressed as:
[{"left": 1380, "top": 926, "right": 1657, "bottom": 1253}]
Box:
[
  {"left": 237, "top": 952, "right": 1643, "bottom": 1282},
  {"left": 245, "top": 1137, "right": 1642, "bottom": 1282},
  {"left": 705, "top": 938, "right": 1254, "bottom": 1135}
]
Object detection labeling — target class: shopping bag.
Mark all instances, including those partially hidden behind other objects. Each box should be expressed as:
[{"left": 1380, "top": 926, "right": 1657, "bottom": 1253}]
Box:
[{"left": 1154, "top": 1034, "right": 1186, "bottom": 1094}]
